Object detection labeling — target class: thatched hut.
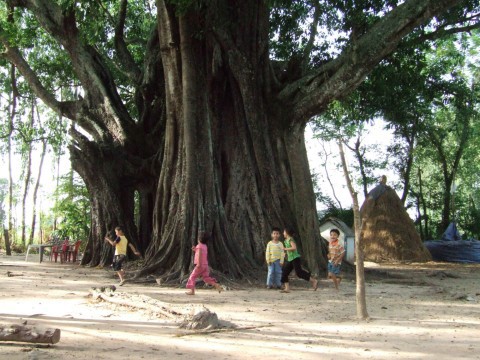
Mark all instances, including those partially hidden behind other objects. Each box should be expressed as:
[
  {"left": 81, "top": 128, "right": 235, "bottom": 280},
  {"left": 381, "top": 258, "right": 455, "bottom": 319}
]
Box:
[{"left": 360, "top": 186, "right": 431, "bottom": 262}]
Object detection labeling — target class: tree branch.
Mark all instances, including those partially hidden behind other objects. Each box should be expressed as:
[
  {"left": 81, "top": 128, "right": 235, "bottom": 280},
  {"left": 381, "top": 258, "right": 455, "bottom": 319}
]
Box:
[
  {"left": 114, "top": 0, "right": 142, "bottom": 82},
  {"left": 427, "top": 129, "right": 449, "bottom": 180},
  {"left": 9, "top": 0, "right": 138, "bottom": 146},
  {"left": 412, "top": 20, "right": 480, "bottom": 43},
  {"left": 319, "top": 141, "right": 343, "bottom": 210},
  {"left": 280, "top": 0, "right": 469, "bottom": 124},
  {"left": 0, "top": 43, "right": 79, "bottom": 119},
  {"left": 301, "top": 0, "right": 321, "bottom": 69}
]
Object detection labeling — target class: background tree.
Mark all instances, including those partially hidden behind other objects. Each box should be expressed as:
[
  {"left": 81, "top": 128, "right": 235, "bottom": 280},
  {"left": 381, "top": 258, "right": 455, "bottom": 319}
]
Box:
[
  {"left": 0, "top": 74, "right": 70, "bottom": 249},
  {"left": 19, "top": 96, "right": 35, "bottom": 246},
  {"left": 28, "top": 103, "right": 48, "bottom": 245},
  {"left": 0, "top": 178, "right": 7, "bottom": 247},
  {"left": 50, "top": 172, "right": 90, "bottom": 243},
  {"left": 407, "top": 33, "right": 479, "bottom": 238}
]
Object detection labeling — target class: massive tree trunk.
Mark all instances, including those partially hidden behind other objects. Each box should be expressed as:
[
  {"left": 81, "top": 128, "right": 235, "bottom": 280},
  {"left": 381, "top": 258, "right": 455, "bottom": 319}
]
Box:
[
  {"left": 135, "top": 2, "right": 327, "bottom": 281},
  {"left": 70, "top": 130, "right": 144, "bottom": 266}
]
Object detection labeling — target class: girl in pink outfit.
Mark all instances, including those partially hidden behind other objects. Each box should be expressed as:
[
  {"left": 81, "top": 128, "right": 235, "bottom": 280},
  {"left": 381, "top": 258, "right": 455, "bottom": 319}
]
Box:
[{"left": 186, "top": 232, "right": 223, "bottom": 295}]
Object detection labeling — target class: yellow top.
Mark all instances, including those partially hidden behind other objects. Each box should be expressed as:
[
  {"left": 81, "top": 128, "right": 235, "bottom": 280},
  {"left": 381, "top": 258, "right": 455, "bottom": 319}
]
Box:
[
  {"left": 265, "top": 240, "right": 284, "bottom": 264},
  {"left": 115, "top": 236, "right": 128, "bottom": 256}
]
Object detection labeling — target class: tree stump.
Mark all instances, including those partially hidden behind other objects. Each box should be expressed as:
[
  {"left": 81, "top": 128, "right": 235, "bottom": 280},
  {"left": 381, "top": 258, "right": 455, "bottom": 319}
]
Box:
[
  {"left": 0, "top": 324, "right": 61, "bottom": 344},
  {"left": 179, "top": 309, "right": 219, "bottom": 330}
]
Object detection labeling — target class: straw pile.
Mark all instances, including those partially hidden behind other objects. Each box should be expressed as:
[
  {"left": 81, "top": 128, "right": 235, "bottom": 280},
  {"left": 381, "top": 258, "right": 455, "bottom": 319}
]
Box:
[{"left": 360, "top": 187, "right": 431, "bottom": 262}]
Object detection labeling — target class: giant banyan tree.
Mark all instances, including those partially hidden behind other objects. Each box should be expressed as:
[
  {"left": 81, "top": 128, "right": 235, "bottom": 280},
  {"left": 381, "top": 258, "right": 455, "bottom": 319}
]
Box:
[{"left": 1, "top": 0, "right": 478, "bottom": 280}]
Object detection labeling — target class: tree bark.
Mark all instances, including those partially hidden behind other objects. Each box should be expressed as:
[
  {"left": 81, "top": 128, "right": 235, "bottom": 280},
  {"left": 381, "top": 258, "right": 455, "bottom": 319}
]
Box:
[{"left": 70, "top": 129, "right": 140, "bottom": 266}]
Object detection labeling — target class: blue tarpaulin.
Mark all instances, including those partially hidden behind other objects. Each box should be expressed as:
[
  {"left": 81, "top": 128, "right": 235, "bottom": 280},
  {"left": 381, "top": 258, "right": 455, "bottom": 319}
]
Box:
[
  {"left": 424, "top": 222, "right": 480, "bottom": 263},
  {"left": 441, "top": 222, "right": 462, "bottom": 241}
]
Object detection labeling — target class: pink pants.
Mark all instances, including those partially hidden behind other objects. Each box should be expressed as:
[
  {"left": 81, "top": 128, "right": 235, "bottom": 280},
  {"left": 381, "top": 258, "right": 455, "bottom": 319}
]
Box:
[{"left": 186, "top": 265, "right": 217, "bottom": 289}]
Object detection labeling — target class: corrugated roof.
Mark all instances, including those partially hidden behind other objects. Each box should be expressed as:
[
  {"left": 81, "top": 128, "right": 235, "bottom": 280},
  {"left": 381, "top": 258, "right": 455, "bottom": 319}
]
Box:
[{"left": 319, "top": 217, "right": 354, "bottom": 237}]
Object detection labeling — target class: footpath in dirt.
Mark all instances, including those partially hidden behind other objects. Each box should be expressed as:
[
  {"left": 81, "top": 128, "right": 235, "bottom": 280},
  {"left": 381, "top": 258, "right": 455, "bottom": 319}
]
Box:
[{"left": 0, "top": 253, "right": 479, "bottom": 360}]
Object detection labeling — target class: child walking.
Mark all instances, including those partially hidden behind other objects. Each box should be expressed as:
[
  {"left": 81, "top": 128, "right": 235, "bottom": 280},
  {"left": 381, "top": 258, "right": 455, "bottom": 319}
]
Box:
[
  {"left": 327, "top": 228, "right": 345, "bottom": 290},
  {"left": 265, "top": 227, "right": 284, "bottom": 289},
  {"left": 281, "top": 226, "right": 318, "bottom": 293},
  {"left": 186, "top": 232, "right": 223, "bottom": 295},
  {"left": 104, "top": 226, "right": 141, "bottom": 286}
]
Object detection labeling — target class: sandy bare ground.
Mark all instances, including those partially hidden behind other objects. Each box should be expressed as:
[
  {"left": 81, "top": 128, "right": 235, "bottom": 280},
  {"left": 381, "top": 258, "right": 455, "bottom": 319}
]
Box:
[{"left": 0, "top": 253, "right": 479, "bottom": 360}]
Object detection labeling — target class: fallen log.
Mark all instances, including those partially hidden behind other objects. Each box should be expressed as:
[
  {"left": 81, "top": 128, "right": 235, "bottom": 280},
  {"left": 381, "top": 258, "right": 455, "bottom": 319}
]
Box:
[{"left": 0, "top": 324, "right": 60, "bottom": 344}]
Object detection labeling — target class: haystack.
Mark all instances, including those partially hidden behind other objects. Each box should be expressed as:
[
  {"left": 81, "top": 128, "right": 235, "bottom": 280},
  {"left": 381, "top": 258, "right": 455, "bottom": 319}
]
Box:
[{"left": 360, "top": 187, "right": 431, "bottom": 262}]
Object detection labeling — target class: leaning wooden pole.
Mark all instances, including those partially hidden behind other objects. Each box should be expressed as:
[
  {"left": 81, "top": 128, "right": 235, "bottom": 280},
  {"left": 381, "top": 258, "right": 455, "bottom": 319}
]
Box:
[
  {"left": 0, "top": 324, "right": 61, "bottom": 344},
  {"left": 338, "top": 140, "right": 369, "bottom": 320}
]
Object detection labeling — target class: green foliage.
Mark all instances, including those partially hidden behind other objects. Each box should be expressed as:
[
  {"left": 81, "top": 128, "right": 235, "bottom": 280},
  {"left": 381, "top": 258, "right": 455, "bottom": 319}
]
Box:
[
  {"left": 167, "top": 0, "right": 205, "bottom": 15},
  {"left": 269, "top": 1, "right": 316, "bottom": 60},
  {"left": 395, "top": 35, "right": 480, "bottom": 238},
  {"left": 50, "top": 173, "right": 90, "bottom": 242},
  {"left": 10, "top": 242, "right": 26, "bottom": 253},
  {"left": 269, "top": 0, "right": 430, "bottom": 63},
  {"left": 318, "top": 206, "right": 354, "bottom": 229},
  {"left": 311, "top": 28, "right": 480, "bottom": 239}
]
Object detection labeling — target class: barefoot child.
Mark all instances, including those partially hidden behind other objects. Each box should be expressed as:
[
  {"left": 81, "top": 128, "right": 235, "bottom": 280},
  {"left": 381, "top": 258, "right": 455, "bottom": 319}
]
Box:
[
  {"left": 265, "top": 227, "right": 284, "bottom": 289},
  {"left": 281, "top": 226, "right": 318, "bottom": 293},
  {"left": 327, "top": 228, "right": 345, "bottom": 290},
  {"left": 104, "top": 226, "right": 141, "bottom": 286},
  {"left": 186, "top": 232, "right": 223, "bottom": 295}
]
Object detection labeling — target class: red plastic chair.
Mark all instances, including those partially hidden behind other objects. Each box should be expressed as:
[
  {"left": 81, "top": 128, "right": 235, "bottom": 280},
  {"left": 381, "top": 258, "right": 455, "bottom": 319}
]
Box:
[
  {"left": 52, "top": 240, "right": 69, "bottom": 263},
  {"left": 68, "top": 241, "right": 81, "bottom": 262}
]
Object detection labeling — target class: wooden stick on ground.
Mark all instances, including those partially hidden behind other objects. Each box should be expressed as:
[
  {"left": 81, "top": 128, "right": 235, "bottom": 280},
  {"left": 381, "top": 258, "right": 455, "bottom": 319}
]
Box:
[
  {"left": 89, "top": 288, "right": 183, "bottom": 319},
  {"left": 175, "top": 324, "right": 272, "bottom": 337},
  {"left": 0, "top": 324, "right": 61, "bottom": 344}
]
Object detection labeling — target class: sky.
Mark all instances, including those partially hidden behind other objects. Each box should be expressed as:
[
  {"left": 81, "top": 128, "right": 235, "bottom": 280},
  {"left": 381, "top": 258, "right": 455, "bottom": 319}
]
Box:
[
  {"left": 0, "top": 147, "right": 71, "bottom": 224},
  {"left": 304, "top": 120, "right": 400, "bottom": 211}
]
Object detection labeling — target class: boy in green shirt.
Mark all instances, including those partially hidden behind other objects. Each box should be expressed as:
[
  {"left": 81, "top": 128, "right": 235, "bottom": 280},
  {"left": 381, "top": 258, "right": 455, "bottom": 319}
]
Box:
[{"left": 281, "top": 226, "right": 318, "bottom": 293}]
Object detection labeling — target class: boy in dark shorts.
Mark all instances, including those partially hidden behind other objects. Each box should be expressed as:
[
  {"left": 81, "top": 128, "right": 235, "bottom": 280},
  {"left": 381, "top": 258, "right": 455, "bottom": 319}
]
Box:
[
  {"left": 327, "top": 228, "right": 345, "bottom": 290},
  {"left": 104, "top": 226, "right": 141, "bottom": 286}
]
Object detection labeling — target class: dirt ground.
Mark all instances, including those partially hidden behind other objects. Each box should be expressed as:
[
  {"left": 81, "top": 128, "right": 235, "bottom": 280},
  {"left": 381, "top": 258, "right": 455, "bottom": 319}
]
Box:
[{"left": 0, "top": 253, "right": 479, "bottom": 360}]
